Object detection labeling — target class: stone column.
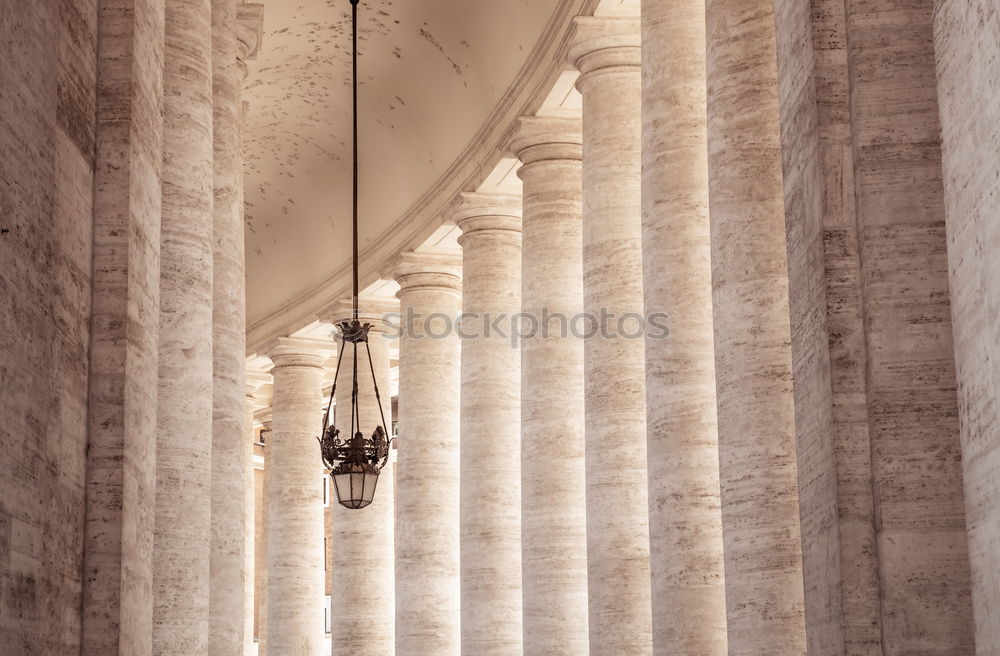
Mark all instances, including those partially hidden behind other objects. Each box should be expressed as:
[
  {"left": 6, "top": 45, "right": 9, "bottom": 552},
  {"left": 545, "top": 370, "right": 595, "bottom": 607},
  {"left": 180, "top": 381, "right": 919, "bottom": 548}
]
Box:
[
  {"left": 640, "top": 2, "right": 727, "bottom": 654},
  {"left": 265, "top": 338, "right": 332, "bottom": 656},
  {"left": 234, "top": 10, "right": 263, "bottom": 656},
  {"left": 244, "top": 370, "right": 269, "bottom": 656},
  {"left": 453, "top": 193, "right": 523, "bottom": 656},
  {"left": 153, "top": 0, "right": 215, "bottom": 653},
  {"left": 509, "top": 116, "right": 589, "bottom": 656},
  {"left": 81, "top": 1, "right": 164, "bottom": 653},
  {"left": 209, "top": 0, "right": 246, "bottom": 652},
  {"left": 393, "top": 253, "right": 462, "bottom": 656},
  {"left": 568, "top": 17, "right": 652, "bottom": 656},
  {"left": 934, "top": 2, "right": 1000, "bottom": 648},
  {"left": 704, "top": 1, "right": 807, "bottom": 652},
  {"left": 255, "top": 417, "right": 271, "bottom": 655},
  {"left": 321, "top": 300, "right": 397, "bottom": 656},
  {"left": 243, "top": 388, "right": 257, "bottom": 656}
]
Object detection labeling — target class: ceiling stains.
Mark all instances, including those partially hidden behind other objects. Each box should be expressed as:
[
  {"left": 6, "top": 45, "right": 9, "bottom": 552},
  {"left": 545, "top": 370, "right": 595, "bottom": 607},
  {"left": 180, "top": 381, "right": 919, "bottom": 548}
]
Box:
[{"left": 242, "top": 0, "right": 563, "bottom": 323}]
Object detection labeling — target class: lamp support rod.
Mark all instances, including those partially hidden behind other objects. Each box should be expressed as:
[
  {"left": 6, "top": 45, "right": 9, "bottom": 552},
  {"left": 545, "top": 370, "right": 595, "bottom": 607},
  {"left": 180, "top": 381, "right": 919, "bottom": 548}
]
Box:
[{"left": 351, "top": 0, "right": 360, "bottom": 317}]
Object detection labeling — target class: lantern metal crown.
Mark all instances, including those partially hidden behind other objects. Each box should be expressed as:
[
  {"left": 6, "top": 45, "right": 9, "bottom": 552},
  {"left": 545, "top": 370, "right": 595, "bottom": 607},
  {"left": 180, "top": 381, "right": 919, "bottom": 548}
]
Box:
[{"left": 316, "top": 0, "right": 390, "bottom": 510}]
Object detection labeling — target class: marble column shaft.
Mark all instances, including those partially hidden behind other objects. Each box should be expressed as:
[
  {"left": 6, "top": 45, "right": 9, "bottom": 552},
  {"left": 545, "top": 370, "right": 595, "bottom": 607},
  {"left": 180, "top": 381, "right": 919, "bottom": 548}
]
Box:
[
  {"left": 234, "top": 8, "right": 263, "bottom": 653},
  {"left": 243, "top": 390, "right": 259, "bottom": 656},
  {"left": 325, "top": 300, "right": 396, "bottom": 656},
  {"left": 266, "top": 339, "right": 330, "bottom": 656},
  {"left": 455, "top": 194, "right": 523, "bottom": 656},
  {"left": 704, "top": 1, "right": 808, "bottom": 652},
  {"left": 393, "top": 253, "right": 462, "bottom": 656},
  {"left": 153, "top": 0, "right": 215, "bottom": 653},
  {"left": 569, "top": 17, "right": 653, "bottom": 656},
  {"left": 255, "top": 421, "right": 270, "bottom": 655},
  {"left": 81, "top": 1, "right": 165, "bottom": 654},
  {"left": 934, "top": 1, "right": 1000, "bottom": 648},
  {"left": 509, "top": 116, "right": 589, "bottom": 656},
  {"left": 640, "top": 2, "right": 727, "bottom": 654},
  {"left": 209, "top": 0, "right": 247, "bottom": 653}
]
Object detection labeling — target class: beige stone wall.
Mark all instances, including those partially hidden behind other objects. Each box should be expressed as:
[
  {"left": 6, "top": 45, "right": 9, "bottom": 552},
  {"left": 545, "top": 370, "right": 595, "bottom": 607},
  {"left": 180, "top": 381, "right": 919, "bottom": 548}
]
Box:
[
  {"left": 816, "top": 2, "right": 974, "bottom": 652},
  {"left": 934, "top": 1, "right": 1000, "bottom": 649},
  {"left": 0, "top": 1, "right": 98, "bottom": 654},
  {"left": 808, "top": 0, "right": 883, "bottom": 651}
]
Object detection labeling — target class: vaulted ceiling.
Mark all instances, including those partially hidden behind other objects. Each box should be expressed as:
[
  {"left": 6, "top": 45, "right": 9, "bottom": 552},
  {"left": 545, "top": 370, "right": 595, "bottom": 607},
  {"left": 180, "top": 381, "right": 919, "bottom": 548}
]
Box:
[{"left": 242, "top": 0, "right": 568, "bottom": 326}]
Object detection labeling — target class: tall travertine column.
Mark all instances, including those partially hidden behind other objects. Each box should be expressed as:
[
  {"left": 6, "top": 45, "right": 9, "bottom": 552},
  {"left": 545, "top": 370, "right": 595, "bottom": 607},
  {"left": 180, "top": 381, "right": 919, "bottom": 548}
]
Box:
[
  {"left": 568, "top": 17, "right": 652, "bottom": 656},
  {"left": 454, "top": 193, "right": 523, "bottom": 656},
  {"left": 322, "top": 299, "right": 397, "bottom": 656},
  {"left": 209, "top": 0, "right": 246, "bottom": 652},
  {"left": 244, "top": 368, "right": 270, "bottom": 656},
  {"left": 243, "top": 385, "right": 259, "bottom": 656},
  {"left": 640, "top": 2, "right": 727, "bottom": 654},
  {"left": 935, "top": 2, "right": 1000, "bottom": 648},
  {"left": 509, "top": 117, "right": 589, "bottom": 656},
  {"left": 265, "top": 338, "right": 331, "bottom": 656},
  {"left": 704, "top": 1, "right": 807, "bottom": 652},
  {"left": 234, "top": 9, "right": 263, "bottom": 656},
  {"left": 153, "top": 0, "right": 215, "bottom": 653},
  {"left": 81, "top": 1, "right": 164, "bottom": 654},
  {"left": 393, "top": 253, "right": 462, "bottom": 656},
  {"left": 255, "top": 417, "right": 271, "bottom": 655}
]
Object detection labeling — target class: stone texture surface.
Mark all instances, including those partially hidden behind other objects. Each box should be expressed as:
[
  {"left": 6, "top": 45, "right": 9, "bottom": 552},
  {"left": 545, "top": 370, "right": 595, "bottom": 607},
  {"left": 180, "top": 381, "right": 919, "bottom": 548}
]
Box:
[
  {"left": 569, "top": 17, "right": 653, "bottom": 656},
  {"left": 838, "top": 2, "right": 975, "bottom": 652},
  {"left": 79, "top": 1, "right": 163, "bottom": 655},
  {"left": 237, "top": 16, "right": 263, "bottom": 654},
  {"left": 454, "top": 193, "right": 523, "bottom": 656},
  {"left": 510, "top": 116, "right": 590, "bottom": 656},
  {"left": 773, "top": 1, "right": 845, "bottom": 653},
  {"left": 265, "top": 338, "right": 330, "bottom": 656},
  {"left": 640, "top": 2, "right": 727, "bottom": 654},
  {"left": 393, "top": 253, "right": 463, "bottom": 656},
  {"left": 0, "top": 1, "right": 98, "bottom": 654},
  {"left": 152, "top": 0, "right": 216, "bottom": 654},
  {"left": 323, "top": 300, "right": 397, "bottom": 656},
  {"left": 934, "top": 2, "right": 1000, "bottom": 650},
  {"left": 809, "top": 0, "right": 882, "bottom": 652},
  {"left": 210, "top": 0, "right": 248, "bottom": 653},
  {"left": 704, "top": 1, "right": 808, "bottom": 652}
]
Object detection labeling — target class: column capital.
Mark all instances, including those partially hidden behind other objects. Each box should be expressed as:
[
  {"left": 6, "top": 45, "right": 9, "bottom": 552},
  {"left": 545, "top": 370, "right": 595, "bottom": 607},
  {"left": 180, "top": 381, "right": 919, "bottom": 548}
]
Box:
[
  {"left": 236, "top": 3, "right": 264, "bottom": 63},
  {"left": 320, "top": 297, "right": 401, "bottom": 335},
  {"left": 391, "top": 252, "right": 463, "bottom": 296},
  {"left": 452, "top": 192, "right": 522, "bottom": 239},
  {"left": 567, "top": 16, "right": 641, "bottom": 82},
  {"left": 264, "top": 336, "right": 335, "bottom": 370},
  {"left": 509, "top": 116, "right": 583, "bottom": 167}
]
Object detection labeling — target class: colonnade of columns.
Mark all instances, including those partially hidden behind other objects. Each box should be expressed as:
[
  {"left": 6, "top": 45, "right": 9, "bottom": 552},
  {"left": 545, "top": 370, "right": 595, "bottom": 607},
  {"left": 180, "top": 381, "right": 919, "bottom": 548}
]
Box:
[
  {"left": 249, "top": 1, "right": 1000, "bottom": 655},
  {"left": 79, "top": 1, "right": 262, "bottom": 655}
]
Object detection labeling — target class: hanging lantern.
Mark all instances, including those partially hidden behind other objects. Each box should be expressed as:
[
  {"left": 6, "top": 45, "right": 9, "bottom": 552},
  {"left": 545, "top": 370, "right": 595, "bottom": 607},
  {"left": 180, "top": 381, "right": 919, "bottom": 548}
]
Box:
[
  {"left": 318, "top": 320, "right": 390, "bottom": 510},
  {"left": 316, "top": 0, "right": 390, "bottom": 510}
]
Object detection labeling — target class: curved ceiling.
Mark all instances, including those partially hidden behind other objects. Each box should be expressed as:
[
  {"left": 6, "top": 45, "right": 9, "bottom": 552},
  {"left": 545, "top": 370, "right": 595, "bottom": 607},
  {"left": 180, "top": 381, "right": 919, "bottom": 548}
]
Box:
[{"left": 242, "top": 0, "right": 565, "bottom": 325}]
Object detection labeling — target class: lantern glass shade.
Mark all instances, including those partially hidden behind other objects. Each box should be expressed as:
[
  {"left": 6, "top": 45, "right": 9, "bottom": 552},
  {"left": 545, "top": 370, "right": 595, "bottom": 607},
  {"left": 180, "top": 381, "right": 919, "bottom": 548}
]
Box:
[{"left": 332, "top": 462, "right": 379, "bottom": 510}]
